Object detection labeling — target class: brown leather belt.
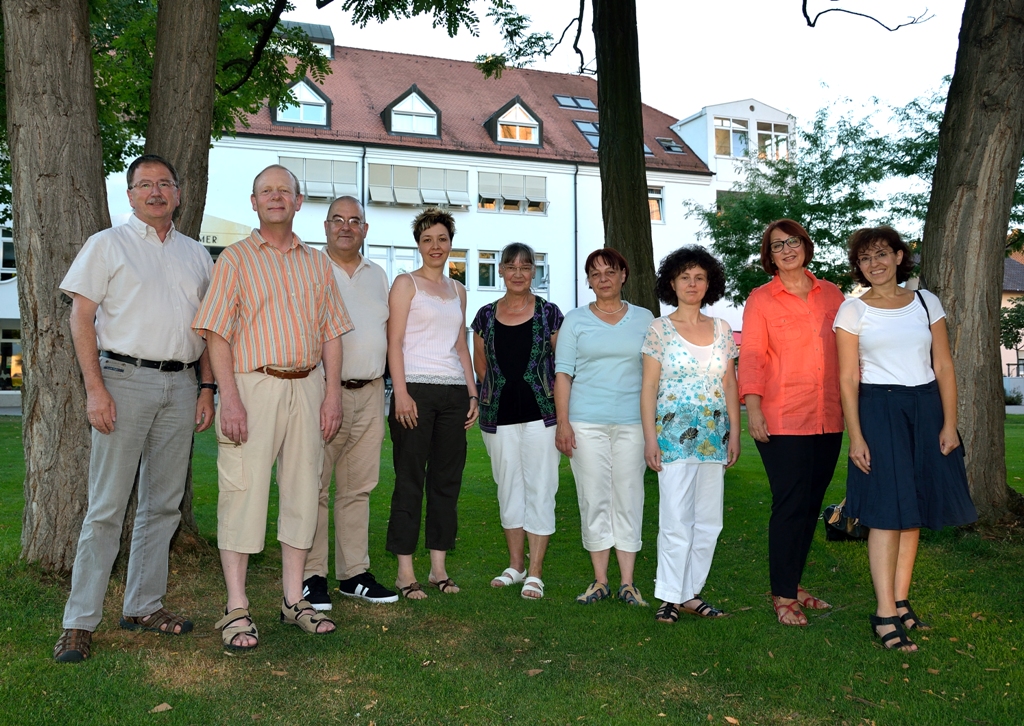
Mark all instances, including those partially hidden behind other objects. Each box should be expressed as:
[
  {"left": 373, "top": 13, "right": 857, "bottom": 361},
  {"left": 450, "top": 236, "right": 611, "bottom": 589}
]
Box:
[
  {"left": 341, "top": 377, "right": 380, "bottom": 390},
  {"left": 254, "top": 366, "right": 317, "bottom": 380}
]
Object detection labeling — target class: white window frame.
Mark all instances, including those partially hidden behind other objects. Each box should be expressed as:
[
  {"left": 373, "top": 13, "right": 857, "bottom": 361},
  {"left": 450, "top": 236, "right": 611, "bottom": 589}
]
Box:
[
  {"left": 532, "top": 252, "right": 549, "bottom": 291},
  {"left": 714, "top": 117, "right": 749, "bottom": 158},
  {"left": 497, "top": 104, "right": 540, "bottom": 145},
  {"left": 367, "top": 245, "right": 422, "bottom": 284},
  {"left": 277, "top": 81, "right": 327, "bottom": 126},
  {"left": 478, "top": 251, "right": 499, "bottom": 290},
  {"left": 648, "top": 187, "right": 664, "bottom": 223},
  {"left": 390, "top": 93, "right": 437, "bottom": 136},
  {"left": 367, "top": 164, "right": 470, "bottom": 207},
  {"left": 448, "top": 249, "right": 468, "bottom": 285},
  {"left": 757, "top": 121, "right": 790, "bottom": 160},
  {"left": 477, "top": 173, "right": 548, "bottom": 215},
  {"left": 1, "top": 227, "right": 14, "bottom": 281},
  {"left": 279, "top": 157, "right": 358, "bottom": 200}
]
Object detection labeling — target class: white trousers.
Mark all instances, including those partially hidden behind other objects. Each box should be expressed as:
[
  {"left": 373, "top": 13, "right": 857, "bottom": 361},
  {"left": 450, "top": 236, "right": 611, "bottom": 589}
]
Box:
[
  {"left": 482, "top": 420, "right": 559, "bottom": 535},
  {"left": 569, "top": 422, "right": 646, "bottom": 552},
  {"left": 654, "top": 460, "right": 724, "bottom": 603}
]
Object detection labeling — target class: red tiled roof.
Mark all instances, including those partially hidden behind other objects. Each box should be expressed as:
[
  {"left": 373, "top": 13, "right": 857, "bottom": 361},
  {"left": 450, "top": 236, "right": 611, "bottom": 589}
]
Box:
[{"left": 237, "top": 46, "right": 711, "bottom": 175}]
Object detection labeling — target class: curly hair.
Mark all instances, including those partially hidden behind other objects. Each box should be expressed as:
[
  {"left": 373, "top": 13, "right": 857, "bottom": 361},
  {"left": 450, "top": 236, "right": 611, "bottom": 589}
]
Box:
[
  {"left": 655, "top": 245, "right": 727, "bottom": 307},
  {"left": 412, "top": 208, "right": 456, "bottom": 242},
  {"left": 847, "top": 226, "right": 915, "bottom": 286},
  {"left": 759, "top": 219, "right": 814, "bottom": 275}
]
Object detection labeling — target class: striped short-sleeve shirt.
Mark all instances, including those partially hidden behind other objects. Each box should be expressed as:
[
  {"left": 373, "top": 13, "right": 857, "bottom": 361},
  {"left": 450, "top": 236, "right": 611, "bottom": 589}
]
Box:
[{"left": 192, "top": 230, "right": 351, "bottom": 372}]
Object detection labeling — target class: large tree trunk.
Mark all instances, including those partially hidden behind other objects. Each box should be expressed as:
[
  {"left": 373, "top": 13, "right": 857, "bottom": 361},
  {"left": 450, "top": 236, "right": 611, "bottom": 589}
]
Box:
[
  {"left": 591, "top": 0, "right": 659, "bottom": 316},
  {"left": 919, "top": 0, "right": 1024, "bottom": 523},
  {"left": 4, "top": 0, "right": 111, "bottom": 571}
]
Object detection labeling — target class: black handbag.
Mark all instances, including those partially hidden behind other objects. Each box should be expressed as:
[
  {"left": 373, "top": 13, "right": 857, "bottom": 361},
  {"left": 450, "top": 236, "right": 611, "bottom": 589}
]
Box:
[{"left": 822, "top": 498, "right": 870, "bottom": 541}]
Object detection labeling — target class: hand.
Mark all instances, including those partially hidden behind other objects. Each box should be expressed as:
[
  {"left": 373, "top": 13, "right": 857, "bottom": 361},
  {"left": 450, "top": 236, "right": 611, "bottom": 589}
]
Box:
[
  {"left": 321, "top": 388, "right": 343, "bottom": 441},
  {"left": 644, "top": 439, "right": 662, "bottom": 472},
  {"left": 939, "top": 425, "right": 961, "bottom": 456},
  {"left": 464, "top": 398, "right": 479, "bottom": 429},
  {"left": 86, "top": 386, "right": 117, "bottom": 434},
  {"left": 219, "top": 395, "right": 248, "bottom": 444},
  {"left": 725, "top": 434, "right": 740, "bottom": 469},
  {"left": 848, "top": 436, "right": 871, "bottom": 474},
  {"left": 393, "top": 390, "right": 418, "bottom": 429},
  {"left": 555, "top": 421, "right": 576, "bottom": 457},
  {"left": 195, "top": 389, "right": 215, "bottom": 433},
  {"left": 747, "top": 408, "right": 770, "bottom": 443}
]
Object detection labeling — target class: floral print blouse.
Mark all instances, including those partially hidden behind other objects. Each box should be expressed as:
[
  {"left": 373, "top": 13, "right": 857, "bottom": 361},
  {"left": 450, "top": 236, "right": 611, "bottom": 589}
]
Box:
[{"left": 641, "top": 316, "right": 739, "bottom": 464}]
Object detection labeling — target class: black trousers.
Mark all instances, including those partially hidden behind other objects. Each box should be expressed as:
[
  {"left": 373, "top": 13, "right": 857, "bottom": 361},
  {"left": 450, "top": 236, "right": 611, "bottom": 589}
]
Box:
[
  {"left": 754, "top": 433, "right": 843, "bottom": 599},
  {"left": 386, "top": 383, "right": 469, "bottom": 555}
]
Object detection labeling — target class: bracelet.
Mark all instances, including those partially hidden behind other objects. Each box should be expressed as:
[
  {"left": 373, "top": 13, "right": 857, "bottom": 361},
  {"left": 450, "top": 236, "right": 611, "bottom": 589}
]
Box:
[
  {"left": 199, "top": 382, "right": 218, "bottom": 393},
  {"left": 469, "top": 395, "right": 479, "bottom": 401}
]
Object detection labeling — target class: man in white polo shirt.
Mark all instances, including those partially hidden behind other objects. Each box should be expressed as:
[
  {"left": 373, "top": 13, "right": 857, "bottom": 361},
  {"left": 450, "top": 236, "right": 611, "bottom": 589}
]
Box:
[
  {"left": 54, "top": 154, "right": 216, "bottom": 662},
  {"left": 303, "top": 196, "right": 397, "bottom": 607}
]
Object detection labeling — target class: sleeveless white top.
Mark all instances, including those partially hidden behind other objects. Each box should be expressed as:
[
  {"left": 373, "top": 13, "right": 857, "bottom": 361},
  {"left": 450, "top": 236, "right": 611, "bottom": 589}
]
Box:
[{"left": 403, "top": 273, "right": 466, "bottom": 384}]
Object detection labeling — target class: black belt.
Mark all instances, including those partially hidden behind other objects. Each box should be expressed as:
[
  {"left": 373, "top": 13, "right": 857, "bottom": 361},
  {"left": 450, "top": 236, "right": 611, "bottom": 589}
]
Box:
[
  {"left": 100, "top": 351, "right": 198, "bottom": 373},
  {"left": 341, "top": 377, "right": 381, "bottom": 390}
]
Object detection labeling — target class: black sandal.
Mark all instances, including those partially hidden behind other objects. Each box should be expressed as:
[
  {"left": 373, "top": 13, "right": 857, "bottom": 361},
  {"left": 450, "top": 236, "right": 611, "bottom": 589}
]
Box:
[
  {"left": 683, "top": 598, "right": 728, "bottom": 618},
  {"left": 870, "top": 614, "right": 916, "bottom": 651},
  {"left": 655, "top": 602, "right": 680, "bottom": 623},
  {"left": 895, "top": 600, "right": 932, "bottom": 630}
]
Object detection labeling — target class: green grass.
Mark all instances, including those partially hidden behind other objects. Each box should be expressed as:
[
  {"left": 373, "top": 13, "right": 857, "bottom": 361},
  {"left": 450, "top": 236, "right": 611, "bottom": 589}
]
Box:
[{"left": 0, "top": 415, "right": 1022, "bottom": 725}]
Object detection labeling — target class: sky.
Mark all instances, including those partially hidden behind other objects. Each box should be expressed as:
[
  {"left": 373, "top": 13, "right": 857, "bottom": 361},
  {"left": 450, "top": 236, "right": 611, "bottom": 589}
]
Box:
[{"left": 283, "top": 0, "right": 966, "bottom": 128}]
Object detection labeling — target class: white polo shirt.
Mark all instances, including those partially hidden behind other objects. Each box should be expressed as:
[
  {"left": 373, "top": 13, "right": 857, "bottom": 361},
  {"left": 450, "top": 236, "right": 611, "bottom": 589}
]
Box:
[{"left": 328, "top": 252, "right": 389, "bottom": 381}]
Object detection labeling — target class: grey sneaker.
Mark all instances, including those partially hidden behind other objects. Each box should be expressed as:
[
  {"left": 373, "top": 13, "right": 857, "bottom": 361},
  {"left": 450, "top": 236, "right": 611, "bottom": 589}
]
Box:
[
  {"left": 338, "top": 572, "right": 398, "bottom": 604},
  {"left": 302, "top": 575, "right": 332, "bottom": 611}
]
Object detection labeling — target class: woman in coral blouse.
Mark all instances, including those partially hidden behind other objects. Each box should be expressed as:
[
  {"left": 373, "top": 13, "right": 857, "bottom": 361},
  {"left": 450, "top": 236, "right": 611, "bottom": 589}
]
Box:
[{"left": 738, "top": 219, "right": 846, "bottom": 627}]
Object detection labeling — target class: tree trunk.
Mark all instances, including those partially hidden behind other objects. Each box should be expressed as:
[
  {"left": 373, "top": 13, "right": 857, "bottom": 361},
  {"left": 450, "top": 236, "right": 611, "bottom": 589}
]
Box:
[
  {"left": 4, "top": 0, "right": 111, "bottom": 571},
  {"left": 591, "top": 0, "right": 659, "bottom": 316},
  {"left": 919, "top": 0, "right": 1024, "bottom": 523}
]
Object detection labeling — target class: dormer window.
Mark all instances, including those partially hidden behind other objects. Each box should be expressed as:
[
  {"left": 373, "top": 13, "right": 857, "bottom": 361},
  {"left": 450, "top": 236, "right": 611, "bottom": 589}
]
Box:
[
  {"left": 275, "top": 80, "right": 328, "bottom": 126},
  {"left": 497, "top": 104, "right": 539, "bottom": 144},
  {"left": 382, "top": 85, "right": 442, "bottom": 138}
]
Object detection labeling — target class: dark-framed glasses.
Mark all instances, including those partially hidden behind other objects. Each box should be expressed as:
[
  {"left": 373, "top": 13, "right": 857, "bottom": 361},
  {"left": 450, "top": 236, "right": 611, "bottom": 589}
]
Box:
[
  {"left": 328, "top": 216, "right": 364, "bottom": 228},
  {"left": 770, "top": 236, "right": 803, "bottom": 253}
]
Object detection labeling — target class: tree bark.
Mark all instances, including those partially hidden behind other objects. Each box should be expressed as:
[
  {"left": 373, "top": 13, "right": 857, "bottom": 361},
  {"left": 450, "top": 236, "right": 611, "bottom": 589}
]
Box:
[
  {"left": 591, "top": 0, "right": 659, "bottom": 316},
  {"left": 4, "top": 0, "right": 111, "bottom": 571},
  {"left": 919, "top": 0, "right": 1024, "bottom": 522}
]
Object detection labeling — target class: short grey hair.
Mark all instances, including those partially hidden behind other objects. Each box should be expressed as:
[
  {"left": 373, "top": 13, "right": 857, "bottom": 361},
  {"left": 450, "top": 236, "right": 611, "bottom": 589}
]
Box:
[
  {"left": 327, "top": 195, "right": 365, "bottom": 220},
  {"left": 500, "top": 242, "right": 535, "bottom": 267}
]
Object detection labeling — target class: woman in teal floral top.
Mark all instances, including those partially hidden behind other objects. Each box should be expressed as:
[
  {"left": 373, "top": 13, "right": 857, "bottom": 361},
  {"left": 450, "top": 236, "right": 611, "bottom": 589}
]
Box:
[{"left": 640, "top": 246, "right": 740, "bottom": 624}]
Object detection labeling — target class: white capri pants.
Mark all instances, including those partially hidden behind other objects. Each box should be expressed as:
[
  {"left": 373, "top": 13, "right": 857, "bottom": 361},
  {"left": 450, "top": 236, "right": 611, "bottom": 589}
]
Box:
[
  {"left": 569, "top": 422, "right": 646, "bottom": 552},
  {"left": 654, "top": 460, "right": 724, "bottom": 603},
  {"left": 482, "top": 420, "right": 559, "bottom": 535}
]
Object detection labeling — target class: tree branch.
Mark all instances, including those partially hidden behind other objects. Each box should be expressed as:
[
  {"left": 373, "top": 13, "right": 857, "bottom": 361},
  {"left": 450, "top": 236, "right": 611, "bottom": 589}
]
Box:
[
  {"left": 216, "top": 0, "right": 290, "bottom": 96},
  {"left": 802, "top": 0, "right": 934, "bottom": 31},
  {"left": 547, "top": 0, "right": 587, "bottom": 73}
]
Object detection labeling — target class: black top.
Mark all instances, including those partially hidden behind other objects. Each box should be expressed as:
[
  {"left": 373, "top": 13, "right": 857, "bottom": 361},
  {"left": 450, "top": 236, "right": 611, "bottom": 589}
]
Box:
[{"left": 494, "top": 318, "right": 543, "bottom": 426}]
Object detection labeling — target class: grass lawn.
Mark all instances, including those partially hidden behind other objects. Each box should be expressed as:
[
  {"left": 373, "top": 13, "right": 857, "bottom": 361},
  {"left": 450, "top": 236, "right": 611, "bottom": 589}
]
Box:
[{"left": 0, "top": 415, "right": 1022, "bottom": 725}]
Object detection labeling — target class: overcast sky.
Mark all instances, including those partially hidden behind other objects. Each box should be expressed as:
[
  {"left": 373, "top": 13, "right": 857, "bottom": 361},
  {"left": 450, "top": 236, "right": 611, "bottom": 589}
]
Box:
[{"left": 283, "top": 0, "right": 965, "bottom": 127}]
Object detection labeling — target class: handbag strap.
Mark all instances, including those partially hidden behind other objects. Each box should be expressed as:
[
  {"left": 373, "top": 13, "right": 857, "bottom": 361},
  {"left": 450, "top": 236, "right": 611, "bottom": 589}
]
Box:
[{"left": 915, "top": 289, "right": 935, "bottom": 370}]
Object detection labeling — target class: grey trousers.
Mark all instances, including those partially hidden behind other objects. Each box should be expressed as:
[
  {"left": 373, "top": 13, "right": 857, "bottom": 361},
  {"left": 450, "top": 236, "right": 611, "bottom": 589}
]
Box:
[{"left": 62, "top": 359, "right": 197, "bottom": 631}]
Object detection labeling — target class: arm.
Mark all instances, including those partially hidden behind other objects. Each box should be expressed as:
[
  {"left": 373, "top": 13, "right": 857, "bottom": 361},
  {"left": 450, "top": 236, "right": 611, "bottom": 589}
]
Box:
[
  {"left": 929, "top": 318, "right": 960, "bottom": 455},
  {"left": 387, "top": 274, "right": 418, "bottom": 428},
  {"left": 640, "top": 354, "right": 662, "bottom": 472},
  {"left": 454, "top": 283, "right": 479, "bottom": 429},
  {"left": 836, "top": 329, "right": 869, "bottom": 474},
  {"left": 205, "top": 330, "right": 247, "bottom": 444},
  {"left": 69, "top": 294, "right": 116, "bottom": 434},
  {"left": 195, "top": 348, "right": 215, "bottom": 433},
  {"left": 554, "top": 372, "right": 575, "bottom": 457},
  {"left": 472, "top": 333, "right": 487, "bottom": 389},
  {"left": 320, "top": 335, "right": 344, "bottom": 441},
  {"left": 738, "top": 294, "right": 770, "bottom": 442},
  {"left": 723, "top": 358, "right": 741, "bottom": 468}
]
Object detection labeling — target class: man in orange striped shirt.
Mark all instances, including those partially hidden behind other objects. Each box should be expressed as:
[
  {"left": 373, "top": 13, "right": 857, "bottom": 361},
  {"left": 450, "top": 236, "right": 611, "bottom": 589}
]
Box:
[{"left": 193, "top": 165, "right": 351, "bottom": 651}]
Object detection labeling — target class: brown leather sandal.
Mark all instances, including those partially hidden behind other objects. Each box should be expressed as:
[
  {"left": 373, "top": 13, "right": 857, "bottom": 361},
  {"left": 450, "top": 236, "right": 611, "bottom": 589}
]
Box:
[
  {"left": 773, "top": 596, "right": 809, "bottom": 626},
  {"left": 120, "top": 607, "right": 194, "bottom": 635},
  {"left": 54, "top": 628, "right": 92, "bottom": 663}
]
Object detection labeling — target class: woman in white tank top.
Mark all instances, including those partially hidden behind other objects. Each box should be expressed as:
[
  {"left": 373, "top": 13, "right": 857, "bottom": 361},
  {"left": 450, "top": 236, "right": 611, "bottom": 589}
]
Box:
[{"left": 385, "top": 209, "right": 479, "bottom": 600}]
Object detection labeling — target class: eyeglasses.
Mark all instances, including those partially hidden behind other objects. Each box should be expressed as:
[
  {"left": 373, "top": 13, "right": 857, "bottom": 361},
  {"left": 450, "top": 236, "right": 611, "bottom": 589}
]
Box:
[
  {"left": 502, "top": 264, "right": 534, "bottom": 275},
  {"left": 328, "top": 216, "right": 364, "bottom": 228},
  {"left": 857, "top": 250, "right": 892, "bottom": 266},
  {"left": 130, "top": 181, "right": 177, "bottom": 192},
  {"left": 770, "top": 236, "right": 803, "bottom": 253}
]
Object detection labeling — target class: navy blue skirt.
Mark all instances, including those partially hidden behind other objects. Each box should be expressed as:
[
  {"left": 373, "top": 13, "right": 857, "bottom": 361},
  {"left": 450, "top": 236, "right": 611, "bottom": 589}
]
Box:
[{"left": 845, "top": 381, "right": 977, "bottom": 531}]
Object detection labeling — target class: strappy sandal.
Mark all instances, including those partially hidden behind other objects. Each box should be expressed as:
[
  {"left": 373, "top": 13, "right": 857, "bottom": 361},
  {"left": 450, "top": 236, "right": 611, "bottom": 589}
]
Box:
[
  {"left": 120, "top": 607, "right": 194, "bottom": 635},
  {"left": 682, "top": 597, "right": 728, "bottom": 618},
  {"left": 214, "top": 607, "right": 259, "bottom": 652},
  {"left": 428, "top": 576, "right": 459, "bottom": 593},
  {"left": 54, "top": 628, "right": 92, "bottom": 663},
  {"left": 895, "top": 600, "right": 932, "bottom": 630},
  {"left": 491, "top": 567, "right": 527, "bottom": 588},
  {"left": 576, "top": 580, "right": 610, "bottom": 604},
  {"left": 521, "top": 576, "right": 545, "bottom": 600},
  {"left": 773, "top": 596, "right": 808, "bottom": 626},
  {"left": 796, "top": 587, "right": 832, "bottom": 610},
  {"left": 281, "top": 598, "right": 335, "bottom": 634},
  {"left": 397, "top": 581, "right": 426, "bottom": 599},
  {"left": 655, "top": 602, "right": 680, "bottom": 623},
  {"left": 617, "top": 583, "right": 648, "bottom": 606},
  {"left": 870, "top": 614, "right": 917, "bottom": 651}
]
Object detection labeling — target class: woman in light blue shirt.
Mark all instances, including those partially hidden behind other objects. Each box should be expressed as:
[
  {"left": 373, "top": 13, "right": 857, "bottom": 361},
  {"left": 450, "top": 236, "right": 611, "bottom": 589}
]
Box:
[{"left": 555, "top": 248, "right": 654, "bottom": 606}]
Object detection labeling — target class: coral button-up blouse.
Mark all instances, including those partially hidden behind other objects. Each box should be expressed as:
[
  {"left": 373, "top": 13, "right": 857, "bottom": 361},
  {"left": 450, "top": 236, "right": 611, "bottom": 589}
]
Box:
[{"left": 738, "top": 270, "right": 845, "bottom": 435}]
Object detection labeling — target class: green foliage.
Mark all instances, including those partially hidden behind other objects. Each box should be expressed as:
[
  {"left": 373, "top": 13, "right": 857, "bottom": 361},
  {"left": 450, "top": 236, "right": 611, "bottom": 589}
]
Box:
[
  {"left": 1000, "top": 296, "right": 1024, "bottom": 351},
  {"left": 688, "top": 106, "right": 892, "bottom": 305},
  {"left": 475, "top": 0, "right": 555, "bottom": 79},
  {"left": 1006, "top": 388, "right": 1022, "bottom": 405}
]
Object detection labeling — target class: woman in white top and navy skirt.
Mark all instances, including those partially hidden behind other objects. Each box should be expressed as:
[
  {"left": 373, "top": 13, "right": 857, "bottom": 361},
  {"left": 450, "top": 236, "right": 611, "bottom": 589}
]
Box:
[
  {"left": 834, "top": 226, "right": 976, "bottom": 652},
  {"left": 386, "top": 209, "right": 479, "bottom": 600}
]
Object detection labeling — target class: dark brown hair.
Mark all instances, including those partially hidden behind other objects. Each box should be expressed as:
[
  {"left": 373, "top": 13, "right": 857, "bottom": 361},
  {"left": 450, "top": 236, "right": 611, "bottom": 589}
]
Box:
[
  {"left": 847, "top": 226, "right": 915, "bottom": 286},
  {"left": 412, "top": 207, "right": 456, "bottom": 242},
  {"left": 759, "top": 219, "right": 814, "bottom": 275},
  {"left": 655, "top": 245, "right": 726, "bottom": 307},
  {"left": 584, "top": 247, "right": 630, "bottom": 283}
]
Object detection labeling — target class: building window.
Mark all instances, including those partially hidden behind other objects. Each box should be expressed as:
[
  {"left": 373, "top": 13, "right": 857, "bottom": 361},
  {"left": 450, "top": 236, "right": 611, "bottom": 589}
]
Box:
[
  {"left": 279, "top": 157, "right": 358, "bottom": 201},
  {"left": 532, "top": 253, "right": 549, "bottom": 290},
  {"left": 574, "top": 120, "right": 600, "bottom": 149},
  {"left": 643, "top": 144, "right": 654, "bottom": 156},
  {"left": 478, "top": 173, "right": 548, "bottom": 214},
  {"left": 0, "top": 328, "right": 21, "bottom": 389},
  {"left": 478, "top": 251, "right": 498, "bottom": 289},
  {"left": 367, "top": 164, "right": 471, "bottom": 207},
  {"left": 448, "top": 250, "right": 467, "bottom": 284},
  {"left": 648, "top": 187, "right": 664, "bottom": 223},
  {"left": 757, "top": 122, "right": 790, "bottom": 160},
  {"left": 656, "top": 137, "right": 685, "bottom": 154},
  {"left": 367, "top": 245, "right": 421, "bottom": 284},
  {"left": 1, "top": 228, "right": 14, "bottom": 281},
  {"left": 276, "top": 81, "right": 328, "bottom": 126},
  {"left": 391, "top": 93, "right": 437, "bottom": 135},
  {"left": 714, "top": 117, "right": 749, "bottom": 157},
  {"left": 554, "top": 95, "right": 597, "bottom": 110},
  {"left": 497, "top": 104, "right": 540, "bottom": 144}
]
